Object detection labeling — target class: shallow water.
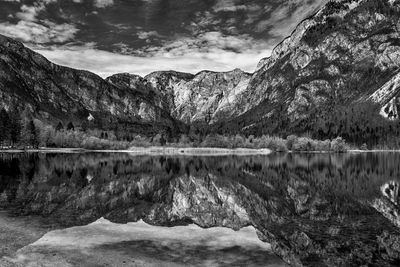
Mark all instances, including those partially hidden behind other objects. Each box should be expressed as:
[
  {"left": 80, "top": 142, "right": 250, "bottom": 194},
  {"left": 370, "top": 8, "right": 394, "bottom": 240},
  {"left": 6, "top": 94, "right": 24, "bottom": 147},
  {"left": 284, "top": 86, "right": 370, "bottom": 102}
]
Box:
[{"left": 0, "top": 152, "right": 399, "bottom": 266}]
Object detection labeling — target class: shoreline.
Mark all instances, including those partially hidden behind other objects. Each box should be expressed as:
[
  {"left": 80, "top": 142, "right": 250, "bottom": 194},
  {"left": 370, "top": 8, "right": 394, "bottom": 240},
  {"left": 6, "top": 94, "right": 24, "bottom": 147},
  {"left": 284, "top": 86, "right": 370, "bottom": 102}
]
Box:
[
  {"left": 127, "top": 146, "right": 272, "bottom": 156},
  {"left": 0, "top": 147, "right": 272, "bottom": 156},
  {"left": 1, "top": 147, "right": 400, "bottom": 155}
]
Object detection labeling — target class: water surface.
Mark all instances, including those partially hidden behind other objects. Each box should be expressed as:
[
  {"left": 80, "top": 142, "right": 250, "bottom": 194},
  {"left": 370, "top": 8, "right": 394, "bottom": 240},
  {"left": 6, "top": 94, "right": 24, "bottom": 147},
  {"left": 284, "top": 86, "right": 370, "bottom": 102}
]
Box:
[{"left": 0, "top": 152, "right": 399, "bottom": 266}]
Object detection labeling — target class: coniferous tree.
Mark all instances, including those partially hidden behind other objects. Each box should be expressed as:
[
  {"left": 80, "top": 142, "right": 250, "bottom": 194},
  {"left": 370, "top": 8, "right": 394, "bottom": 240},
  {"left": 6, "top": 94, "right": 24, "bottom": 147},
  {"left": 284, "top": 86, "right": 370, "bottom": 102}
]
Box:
[
  {"left": 56, "top": 122, "right": 64, "bottom": 131},
  {"left": 81, "top": 121, "right": 88, "bottom": 132},
  {"left": 160, "top": 134, "right": 167, "bottom": 146},
  {"left": 67, "top": 122, "right": 74, "bottom": 131},
  {"left": 20, "top": 107, "right": 39, "bottom": 148},
  {"left": 20, "top": 119, "right": 38, "bottom": 148},
  {"left": 28, "top": 120, "right": 39, "bottom": 148},
  {"left": 0, "top": 108, "right": 11, "bottom": 146},
  {"left": 9, "top": 108, "right": 21, "bottom": 146}
]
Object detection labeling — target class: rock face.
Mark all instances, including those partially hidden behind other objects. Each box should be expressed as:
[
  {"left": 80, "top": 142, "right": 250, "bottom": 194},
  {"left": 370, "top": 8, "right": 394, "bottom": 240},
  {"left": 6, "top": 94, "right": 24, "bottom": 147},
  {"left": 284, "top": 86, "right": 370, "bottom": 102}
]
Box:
[
  {"left": 1, "top": 0, "right": 400, "bottom": 137},
  {"left": 108, "top": 69, "right": 252, "bottom": 124},
  {"left": 0, "top": 33, "right": 251, "bottom": 133},
  {"left": 220, "top": 0, "right": 400, "bottom": 132},
  {"left": 0, "top": 35, "right": 182, "bottom": 136},
  {"left": 146, "top": 69, "right": 252, "bottom": 124}
]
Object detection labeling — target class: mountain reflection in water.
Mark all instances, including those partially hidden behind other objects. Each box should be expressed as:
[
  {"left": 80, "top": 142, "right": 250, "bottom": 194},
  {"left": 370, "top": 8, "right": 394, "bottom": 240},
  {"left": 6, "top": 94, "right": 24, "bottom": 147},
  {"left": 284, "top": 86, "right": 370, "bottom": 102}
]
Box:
[{"left": 0, "top": 152, "right": 400, "bottom": 266}]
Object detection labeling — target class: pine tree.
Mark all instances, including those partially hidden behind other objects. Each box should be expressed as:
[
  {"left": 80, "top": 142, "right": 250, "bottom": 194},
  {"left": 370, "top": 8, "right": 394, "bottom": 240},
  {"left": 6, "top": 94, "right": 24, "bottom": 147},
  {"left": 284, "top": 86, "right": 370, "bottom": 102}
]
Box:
[
  {"left": 67, "top": 122, "right": 74, "bottom": 131},
  {"left": 160, "top": 134, "right": 167, "bottom": 146},
  {"left": 56, "top": 122, "right": 64, "bottom": 131},
  {"left": 8, "top": 107, "right": 21, "bottom": 146},
  {"left": 20, "top": 107, "right": 38, "bottom": 148},
  {"left": 0, "top": 108, "right": 10, "bottom": 146},
  {"left": 20, "top": 119, "right": 37, "bottom": 148},
  {"left": 28, "top": 120, "right": 39, "bottom": 148},
  {"left": 81, "top": 121, "right": 88, "bottom": 132}
]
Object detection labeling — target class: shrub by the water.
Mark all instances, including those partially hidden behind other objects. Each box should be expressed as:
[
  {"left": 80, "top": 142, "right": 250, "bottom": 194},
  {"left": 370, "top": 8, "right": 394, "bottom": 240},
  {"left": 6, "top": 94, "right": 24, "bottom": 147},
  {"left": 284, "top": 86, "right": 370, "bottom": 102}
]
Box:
[
  {"left": 331, "top": 137, "right": 349, "bottom": 152},
  {"left": 360, "top": 143, "right": 368, "bottom": 151},
  {"left": 0, "top": 108, "right": 351, "bottom": 152}
]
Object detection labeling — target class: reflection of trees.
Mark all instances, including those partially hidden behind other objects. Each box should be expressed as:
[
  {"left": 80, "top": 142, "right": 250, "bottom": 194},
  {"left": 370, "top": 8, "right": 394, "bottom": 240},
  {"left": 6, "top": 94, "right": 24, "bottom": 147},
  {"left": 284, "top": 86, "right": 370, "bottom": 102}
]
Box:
[
  {"left": 1, "top": 152, "right": 400, "bottom": 265},
  {"left": 0, "top": 152, "right": 399, "bottom": 223},
  {"left": 2, "top": 152, "right": 400, "bottom": 209}
]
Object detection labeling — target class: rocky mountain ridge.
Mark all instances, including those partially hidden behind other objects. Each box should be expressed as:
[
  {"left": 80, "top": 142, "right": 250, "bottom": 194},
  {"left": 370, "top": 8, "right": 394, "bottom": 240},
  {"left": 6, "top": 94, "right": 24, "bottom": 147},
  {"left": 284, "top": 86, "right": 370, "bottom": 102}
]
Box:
[
  {"left": 0, "top": 33, "right": 253, "bottom": 135},
  {"left": 107, "top": 69, "right": 252, "bottom": 124},
  {"left": 1, "top": 0, "right": 400, "bottom": 140},
  {"left": 218, "top": 0, "right": 400, "bottom": 135},
  {"left": 0, "top": 34, "right": 184, "bottom": 136}
]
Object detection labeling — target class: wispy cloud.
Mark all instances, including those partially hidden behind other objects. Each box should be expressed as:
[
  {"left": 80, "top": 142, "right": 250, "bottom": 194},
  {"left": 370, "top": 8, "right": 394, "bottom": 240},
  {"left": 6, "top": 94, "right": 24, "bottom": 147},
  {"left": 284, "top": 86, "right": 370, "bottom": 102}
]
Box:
[
  {"left": 0, "top": 0, "right": 328, "bottom": 76},
  {"left": 94, "top": 0, "right": 114, "bottom": 8},
  {"left": 32, "top": 41, "right": 271, "bottom": 78},
  {"left": 212, "top": 0, "right": 248, "bottom": 13},
  {"left": 264, "top": 0, "right": 328, "bottom": 38},
  {"left": 0, "top": 0, "right": 77, "bottom": 44},
  {"left": 0, "top": 20, "right": 77, "bottom": 43},
  {"left": 143, "top": 32, "right": 266, "bottom": 55}
]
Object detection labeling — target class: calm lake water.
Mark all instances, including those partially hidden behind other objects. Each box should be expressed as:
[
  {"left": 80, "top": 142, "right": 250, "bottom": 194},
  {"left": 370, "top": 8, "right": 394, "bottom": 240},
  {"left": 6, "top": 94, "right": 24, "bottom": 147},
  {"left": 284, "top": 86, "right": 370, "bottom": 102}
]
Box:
[{"left": 0, "top": 152, "right": 400, "bottom": 266}]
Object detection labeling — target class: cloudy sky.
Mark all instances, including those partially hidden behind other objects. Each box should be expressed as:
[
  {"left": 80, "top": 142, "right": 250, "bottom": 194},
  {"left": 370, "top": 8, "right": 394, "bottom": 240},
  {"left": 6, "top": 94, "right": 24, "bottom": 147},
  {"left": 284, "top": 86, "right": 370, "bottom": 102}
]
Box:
[{"left": 0, "top": 0, "right": 327, "bottom": 77}]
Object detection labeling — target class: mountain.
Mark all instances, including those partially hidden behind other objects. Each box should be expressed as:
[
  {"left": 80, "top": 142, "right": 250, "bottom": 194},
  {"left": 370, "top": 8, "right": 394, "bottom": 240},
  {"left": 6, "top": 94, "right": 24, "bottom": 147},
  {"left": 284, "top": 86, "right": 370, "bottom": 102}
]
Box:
[
  {"left": 216, "top": 0, "right": 400, "bottom": 136},
  {"left": 0, "top": 33, "right": 251, "bottom": 137},
  {"left": 107, "top": 0, "right": 400, "bottom": 142},
  {"left": 1, "top": 0, "right": 400, "bottom": 142},
  {"left": 0, "top": 34, "right": 183, "bottom": 137},
  {"left": 108, "top": 69, "right": 252, "bottom": 124}
]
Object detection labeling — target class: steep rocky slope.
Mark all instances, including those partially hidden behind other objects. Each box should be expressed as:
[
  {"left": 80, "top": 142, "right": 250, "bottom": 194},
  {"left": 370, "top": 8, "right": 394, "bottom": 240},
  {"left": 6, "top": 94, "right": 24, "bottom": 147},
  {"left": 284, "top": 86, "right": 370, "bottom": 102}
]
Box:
[
  {"left": 1, "top": 0, "right": 400, "bottom": 139},
  {"left": 0, "top": 34, "right": 182, "bottom": 136},
  {"left": 108, "top": 69, "right": 252, "bottom": 124},
  {"left": 146, "top": 69, "right": 252, "bottom": 124},
  {"left": 0, "top": 32, "right": 252, "bottom": 135},
  {"left": 218, "top": 0, "right": 400, "bottom": 134}
]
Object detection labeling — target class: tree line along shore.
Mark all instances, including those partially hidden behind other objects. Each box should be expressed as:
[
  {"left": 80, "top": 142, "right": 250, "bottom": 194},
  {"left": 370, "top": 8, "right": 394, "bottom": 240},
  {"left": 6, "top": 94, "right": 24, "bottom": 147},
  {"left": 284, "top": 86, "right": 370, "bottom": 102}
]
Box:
[{"left": 0, "top": 107, "right": 376, "bottom": 153}]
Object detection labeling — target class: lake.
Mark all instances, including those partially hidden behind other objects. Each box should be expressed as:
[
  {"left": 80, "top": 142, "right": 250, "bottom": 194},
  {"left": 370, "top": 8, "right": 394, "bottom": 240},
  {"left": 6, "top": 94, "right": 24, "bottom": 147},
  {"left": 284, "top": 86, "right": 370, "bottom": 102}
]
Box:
[{"left": 0, "top": 152, "right": 399, "bottom": 266}]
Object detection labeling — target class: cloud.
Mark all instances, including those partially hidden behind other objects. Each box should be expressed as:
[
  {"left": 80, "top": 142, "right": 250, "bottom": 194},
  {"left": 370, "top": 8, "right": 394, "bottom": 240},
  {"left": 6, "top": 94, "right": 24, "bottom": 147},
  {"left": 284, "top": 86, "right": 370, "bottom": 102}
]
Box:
[
  {"left": 0, "top": 0, "right": 329, "bottom": 76},
  {"left": 213, "top": 0, "right": 248, "bottom": 13},
  {"left": 32, "top": 40, "right": 271, "bottom": 78},
  {"left": 14, "top": 0, "right": 57, "bottom": 21},
  {"left": 142, "top": 31, "right": 267, "bottom": 56},
  {"left": 16, "top": 5, "right": 39, "bottom": 21},
  {"left": 190, "top": 0, "right": 328, "bottom": 44},
  {"left": 0, "top": 0, "right": 77, "bottom": 44},
  {"left": 0, "top": 20, "right": 77, "bottom": 43},
  {"left": 94, "top": 0, "right": 114, "bottom": 8},
  {"left": 27, "top": 30, "right": 272, "bottom": 77},
  {"left": 259, "top": 0, "right": 328, "bottom": 37},
  {"left": 137, "top": 31, "right": 161, "bottom": 40}
]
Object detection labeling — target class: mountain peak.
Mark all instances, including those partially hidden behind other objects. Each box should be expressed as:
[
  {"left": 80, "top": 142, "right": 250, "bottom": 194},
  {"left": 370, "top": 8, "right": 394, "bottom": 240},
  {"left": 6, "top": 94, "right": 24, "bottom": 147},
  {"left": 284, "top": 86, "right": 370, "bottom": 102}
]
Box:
[{"left": 217, "top": 0, "right": 400, "bottom": 135}]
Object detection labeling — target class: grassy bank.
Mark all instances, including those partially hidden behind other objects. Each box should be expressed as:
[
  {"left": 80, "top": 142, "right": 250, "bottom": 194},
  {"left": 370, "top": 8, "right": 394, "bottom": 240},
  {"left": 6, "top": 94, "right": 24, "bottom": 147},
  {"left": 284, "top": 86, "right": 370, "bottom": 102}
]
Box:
[
  {"left": 128, "top": 147, "right": 271, "bottom": 156},
  {"left": 1, "top": 129, "right": 354, "bottom": 152}
]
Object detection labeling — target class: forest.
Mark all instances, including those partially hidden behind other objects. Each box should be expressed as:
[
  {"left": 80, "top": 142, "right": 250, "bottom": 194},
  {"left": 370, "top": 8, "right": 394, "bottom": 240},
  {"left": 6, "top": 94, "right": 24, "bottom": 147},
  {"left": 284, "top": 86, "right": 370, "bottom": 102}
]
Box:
[
  {"left": 0, "top": 106, "right": 352, "bottom": 152},
  {"left": 2, "top": 99, "right": 399, "bottom": 152}
]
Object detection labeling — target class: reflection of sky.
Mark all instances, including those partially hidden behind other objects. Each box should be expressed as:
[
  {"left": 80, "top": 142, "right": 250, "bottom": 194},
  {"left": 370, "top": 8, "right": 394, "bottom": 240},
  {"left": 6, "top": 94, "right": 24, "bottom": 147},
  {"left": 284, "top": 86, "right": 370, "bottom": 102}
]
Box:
[{"left": 0, "top": 0, "right": 327, "bottom": 77}]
